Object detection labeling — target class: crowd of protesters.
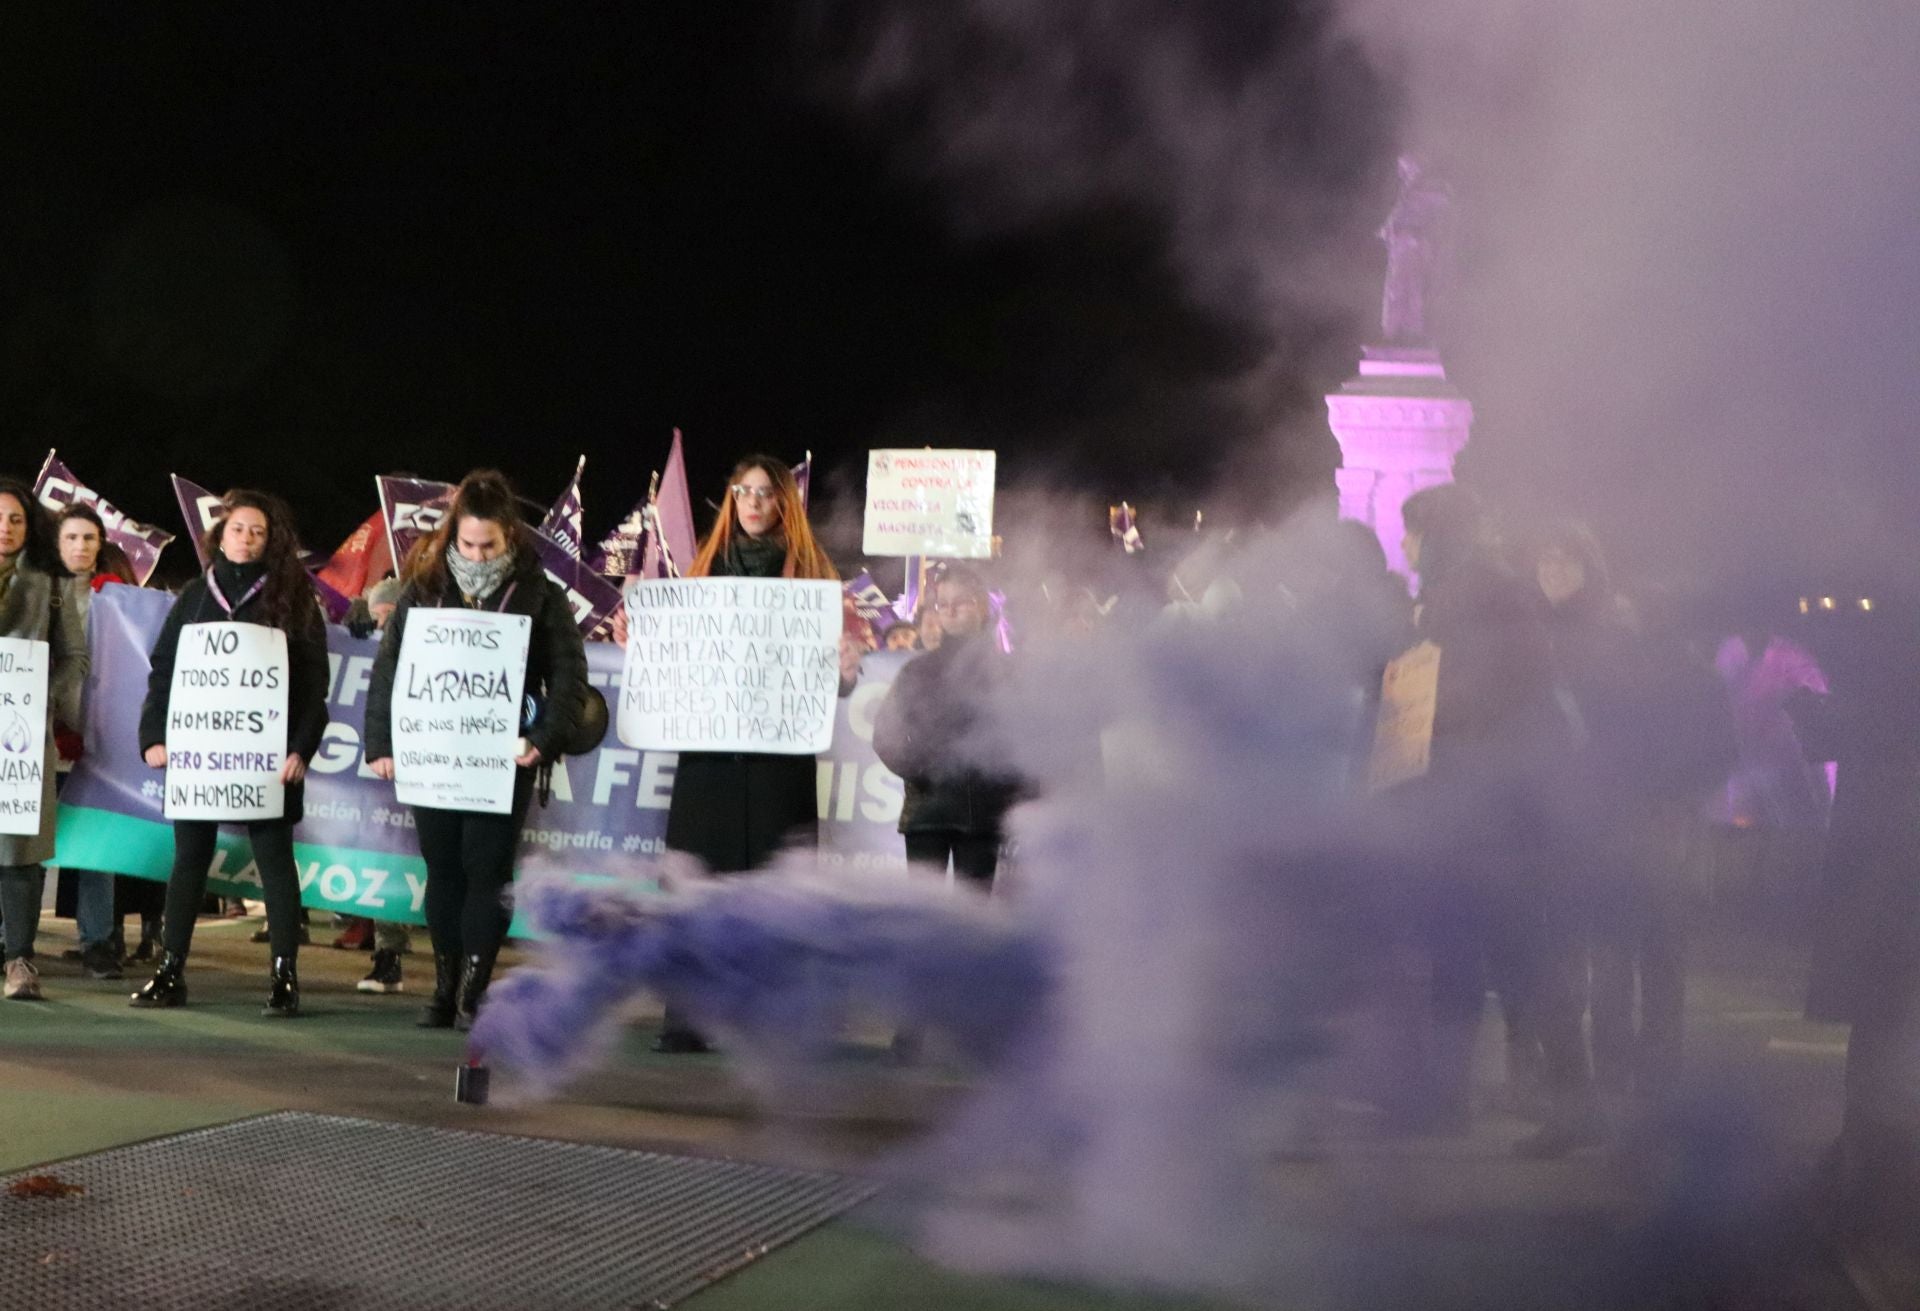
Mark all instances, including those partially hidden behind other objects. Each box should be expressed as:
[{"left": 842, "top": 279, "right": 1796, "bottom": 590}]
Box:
[{"left": 0, "top": 462, "right": 1914, "bottom": 1251}]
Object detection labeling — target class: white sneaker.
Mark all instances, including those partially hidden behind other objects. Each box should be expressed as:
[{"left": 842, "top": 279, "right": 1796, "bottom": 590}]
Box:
[{"left": 4, "top": 956, "right": 43, "bottom": 1001}]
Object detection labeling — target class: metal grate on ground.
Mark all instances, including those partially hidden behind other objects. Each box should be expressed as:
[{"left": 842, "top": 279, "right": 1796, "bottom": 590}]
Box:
[{"left": 1, "top": 1110, "right": 877, "bottom": 1310}]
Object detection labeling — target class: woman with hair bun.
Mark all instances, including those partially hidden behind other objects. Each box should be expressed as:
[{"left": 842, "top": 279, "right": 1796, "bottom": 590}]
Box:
[
  {"left": 654, "top": 455, "right": 838, "bottom": 1053},
  {"left": 131, "top": 490, "right": 330, "bottom": 1015},
  {"left": 365, "top": 469, "right": 588, "bottom": 1031}
]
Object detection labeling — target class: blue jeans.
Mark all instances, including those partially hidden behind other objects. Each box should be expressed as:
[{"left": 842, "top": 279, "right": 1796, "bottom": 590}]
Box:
[{"left": 73, "top": 869, "right": 114, "bottom": 949}]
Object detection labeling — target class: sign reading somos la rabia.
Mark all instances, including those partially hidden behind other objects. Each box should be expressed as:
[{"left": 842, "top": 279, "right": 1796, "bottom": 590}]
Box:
[
  {"left": 0, "top": 638, "right": 50, "bottom": 835},
  {"left": 862, "top": 448, "right": 996, "bottom": 559},
  {"left": 391, "top": 608, "right": 531, "bottom": 815},
  {"left": 164, "top": 623, "right": 289, "bottom": 821},
  {"left": 618, "top": 577, "right": 841, "bottom": 754}
]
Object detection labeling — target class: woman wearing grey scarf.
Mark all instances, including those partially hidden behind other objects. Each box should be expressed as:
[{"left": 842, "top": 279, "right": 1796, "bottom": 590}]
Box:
[
  {"left": 365, "top": 470, "right": 588, "bottom": 1031},
  {"left": 0, "top": 477, "right": 88, "bottom": 1001}
]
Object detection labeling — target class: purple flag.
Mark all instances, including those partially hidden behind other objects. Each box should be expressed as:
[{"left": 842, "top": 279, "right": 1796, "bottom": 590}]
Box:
[
  {"left": 539, "top": 455, "right": 587, "bottom": 559},
  {"left": 33, "top": 451, "right": 174, "bottom": 585},
  {"left": 1110, "top": 502, "right": 1144, "bottom": 554},
  {"left": 376, "top": 474, "right": 456, "bottom": 572},
  {"left": 589, "top": 504, "right": 648, "bottom": 581},
  {"left": 171, "top": 473, "right": 225, "bottom": 568},
  {"left": 893, "top": 556, "right": 928, "bottom": 622},
  {"left": 793, "top": 452, "right": 811, "bottom": 513},
  {"left": 651, "top": 429, "right": 697, "bottom": 579},
  {"left": 844, "top": 571, "right": 897, "bottom": 637},
  {"left": 533, "top": 529, "right": 624, "bottom": 636}
]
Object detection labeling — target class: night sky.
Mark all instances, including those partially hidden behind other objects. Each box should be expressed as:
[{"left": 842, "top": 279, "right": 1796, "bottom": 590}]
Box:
[{"left": 0, "top": 3, "right": 1394, "bottom": 561}]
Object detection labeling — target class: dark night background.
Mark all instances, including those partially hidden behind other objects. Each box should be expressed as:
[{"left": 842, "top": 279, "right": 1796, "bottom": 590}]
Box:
[{"left": 0, "top": 2, "right": 1394, "bottom": 564}]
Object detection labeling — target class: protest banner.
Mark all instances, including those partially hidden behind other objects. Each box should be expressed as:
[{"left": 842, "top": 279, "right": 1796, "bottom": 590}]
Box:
[
  {"left": 0, "top": 639, "right": 49, "bottom": 835},
  {"left": 164, "top": 623, "right": 290, "bottom": 821},
  {"left": 539, "top": 455, "right": 587, "bottom": 558},
  {"left": 617, "top": 577, "right": 841, "bottom": 755},
  {"left": 863, "top": 448, "right": 996, "bottom": 559},
  {"left": 391, "top": 609, "right": 531, "bottom": 815},
  {"left": 56, "top": 588, "right": 907, "bottom": 924},
  {"left": 170, "top": 473, "right": 225, "bottom": 568},
  {"left": 376, "top": 474, "right": 455, "bottom": 568},
  {"left": 1368, "top": 640, "right": 1441, "bottom": 793},
  {"left": 33, "top": 451, "right": 174, "bottom": 585}
]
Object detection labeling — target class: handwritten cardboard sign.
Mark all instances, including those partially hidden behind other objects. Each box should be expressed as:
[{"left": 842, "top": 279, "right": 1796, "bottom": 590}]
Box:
[
  {"left": 391, "top": 608, "right": 532, "bottom": 815},
  {"left": 617, "top": 578, "right": 840, "bottom": 754},
  {"left": 165, "top": 623, "right": 289, "bottom": 821},
  {"left": 1368, "top": 640, "right": 1441, "bottom": 793},
  {"left": 862, "top": 448, "right": 996, "bottom": 559},
  {"left": 0, "top": 639, "right": 49, "bottom": 835}
]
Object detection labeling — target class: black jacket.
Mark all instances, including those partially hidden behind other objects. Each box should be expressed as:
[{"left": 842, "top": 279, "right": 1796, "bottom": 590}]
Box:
[
  {"left": 871, "top": 634, "right": 1020, "bottom": 836},
  {"left": 364, "top": 550, "right": 589, "bottom": 766},
  {"left": 138, "top": 572, "right": 332, "bottom": 820}
]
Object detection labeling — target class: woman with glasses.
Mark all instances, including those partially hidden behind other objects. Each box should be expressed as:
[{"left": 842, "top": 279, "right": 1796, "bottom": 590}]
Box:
[{"left": 654, "top": 455, "right": 838, "bottom": 1052}]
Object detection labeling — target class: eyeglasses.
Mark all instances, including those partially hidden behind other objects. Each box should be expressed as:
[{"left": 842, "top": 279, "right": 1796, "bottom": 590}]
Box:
[{"left": 729, "top": 485, "right": 778, "bottom": 504}]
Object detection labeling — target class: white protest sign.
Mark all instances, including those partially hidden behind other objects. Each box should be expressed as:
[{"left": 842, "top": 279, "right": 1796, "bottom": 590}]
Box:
[
  {"left": 1368, "top": 640, "right": 1441, "bottom": 793},
  {"left": 165, "top": 623, "right": 289, "bottom": 821},
  {"left": 862, "top": 448, "right": 996, "bottom": 559},
  {"left": 618, "top": 577, "right": 840, "bottom": 755},
  {"left": 0, "top": 639, "right": 49, "bottom": 835},
  {"left": 390, "top": 608, "right": 532, "bottom": 815}
]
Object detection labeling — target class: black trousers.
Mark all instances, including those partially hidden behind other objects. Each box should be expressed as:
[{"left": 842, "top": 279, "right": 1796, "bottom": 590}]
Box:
[
  {"left": 905, "top": 831, "right": 1001, "bottom": 889},
  {"left": 165, "top": 819, "right": 303, "bottom": 958},
  {"left": 412, "top": 772, "right": 533, "bottom": 962}
]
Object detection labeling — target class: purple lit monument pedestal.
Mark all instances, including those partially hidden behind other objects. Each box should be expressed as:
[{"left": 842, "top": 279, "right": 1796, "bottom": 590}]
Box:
[{"left": 1328, "top": 344, "right": 1473, "bottom": 581}]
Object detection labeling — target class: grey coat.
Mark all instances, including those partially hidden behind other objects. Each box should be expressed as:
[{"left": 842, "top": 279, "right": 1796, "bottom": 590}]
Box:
[{"left": 0, "top": 564, "right": 87, "bottom": 866}]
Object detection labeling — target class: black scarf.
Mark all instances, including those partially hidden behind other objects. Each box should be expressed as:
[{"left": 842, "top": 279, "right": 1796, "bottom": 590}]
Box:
[
  {"left": 722, "top": 534, "right": 787, "bottom": 578},
  {"left": 212, "top": 557, "right": 269, "bottom": 611}
]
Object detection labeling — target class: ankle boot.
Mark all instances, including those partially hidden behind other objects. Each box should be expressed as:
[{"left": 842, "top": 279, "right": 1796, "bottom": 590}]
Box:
[
  {"left": 130, "top": 917, "right": 160, "bottom": 964},
  {"left": 454, "top": 952, "right": 496, "bottom": 1032},
  {"left": 130, "top": 952, "right": 188, "bottom": 1008},
  {"left": 263, "top": 956, "right": 301, "bottom": 1018},
  {"left": 418, "top": 951, "right": 461, "bottom": 1028}
]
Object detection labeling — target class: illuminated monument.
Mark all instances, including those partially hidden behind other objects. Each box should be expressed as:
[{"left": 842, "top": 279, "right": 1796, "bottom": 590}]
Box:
[{"left": 1328, "top": 155, "right": 1472, "bottom": 580}]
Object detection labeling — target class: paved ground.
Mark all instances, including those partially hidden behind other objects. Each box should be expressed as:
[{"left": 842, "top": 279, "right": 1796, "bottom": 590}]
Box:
[{"left": 0, "top": 907, "right": 1895, "bottom": 1309}]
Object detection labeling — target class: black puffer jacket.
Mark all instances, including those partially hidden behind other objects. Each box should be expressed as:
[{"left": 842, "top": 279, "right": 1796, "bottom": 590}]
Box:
[
  {"left": 365, "top": 549, "right": 589, "bottom": 765},
  {"left": 871, "top": 633, "right": 1021, "bottom": 836},
  {"left": 138, "top": 569, "right": 331, "bottom": 820}
]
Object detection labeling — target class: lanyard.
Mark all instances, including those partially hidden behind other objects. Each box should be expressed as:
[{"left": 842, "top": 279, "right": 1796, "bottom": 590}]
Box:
[
  {"left": 466, "top": 579, "right": 518, "bottom": 613},
  {"left": 207, "top": 567, "right": 268, "bottom": 619}
]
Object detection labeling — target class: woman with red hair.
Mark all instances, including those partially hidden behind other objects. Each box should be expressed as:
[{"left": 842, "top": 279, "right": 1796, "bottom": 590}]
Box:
[{"left": 657, "top": 455, "right": 837, "bottom": 1052}]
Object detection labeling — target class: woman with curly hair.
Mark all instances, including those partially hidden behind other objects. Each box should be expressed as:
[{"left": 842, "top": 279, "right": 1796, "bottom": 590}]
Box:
[{"left": 131, "top": 490, "right": 330, "bottom": 1016}]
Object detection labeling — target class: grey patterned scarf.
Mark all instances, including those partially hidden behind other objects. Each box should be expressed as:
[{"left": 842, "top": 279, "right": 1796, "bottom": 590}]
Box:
[{"left": 445, "top": 547, "right": 516, "bottom": 604}]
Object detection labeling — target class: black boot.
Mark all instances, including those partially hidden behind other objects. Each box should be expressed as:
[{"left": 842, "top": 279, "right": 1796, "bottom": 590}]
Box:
[
  {"left": 454, "top": 953, "right": 496, "bottom": 1033},
  {"left": 417, "top": 951, "right": 460, "bottom": 1028},
  {"left": 130, "top": 952, "right": 188, "bottom": 1008},
  {"left": 263, "top": 956, "right": 301, "bottom": 1018},
  {"left": 129, "top": 917, "right": 159, "bottom": 964}
]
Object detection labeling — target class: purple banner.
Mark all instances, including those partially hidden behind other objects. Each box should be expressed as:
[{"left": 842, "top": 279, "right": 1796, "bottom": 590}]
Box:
[
  {"left": 375, "top": 474, "right": 455, "bottom": 572},
  {"left": 32, "top": 451, "right": 175, "bottom": 586},
  {"left": 171, "top": 473, "right": 223, "bottom": 568},
  {"left": 55, "top": 587, "right": 910, "bottom": 922},
  {"left": 539, "top": 455, "right": 587, "bottom": 559}
]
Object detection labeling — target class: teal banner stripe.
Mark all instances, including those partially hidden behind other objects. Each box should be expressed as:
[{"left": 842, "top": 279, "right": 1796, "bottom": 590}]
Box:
[{"left": 53, "top": 803, "right": 574, "bottom": 932}]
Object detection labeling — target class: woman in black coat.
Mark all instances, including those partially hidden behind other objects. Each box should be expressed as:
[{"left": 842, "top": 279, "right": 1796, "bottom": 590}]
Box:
[
  {"left": 1397, "top": 484, "right": 1597, "bottom": 1156},
  {"left": 655, "top": 454, "right": 838, "bottom": 1052},
  {"left": 365, "top": 470, "right": 588, "bottom": 1031},
  {"left": 131, "top": 490, "right": 330, "bottom": 1016}
]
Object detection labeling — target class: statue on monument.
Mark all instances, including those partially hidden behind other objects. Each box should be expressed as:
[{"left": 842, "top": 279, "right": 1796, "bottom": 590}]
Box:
[{"left": 1377, "top": 154, "right": 1455, "bottom": 346}]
